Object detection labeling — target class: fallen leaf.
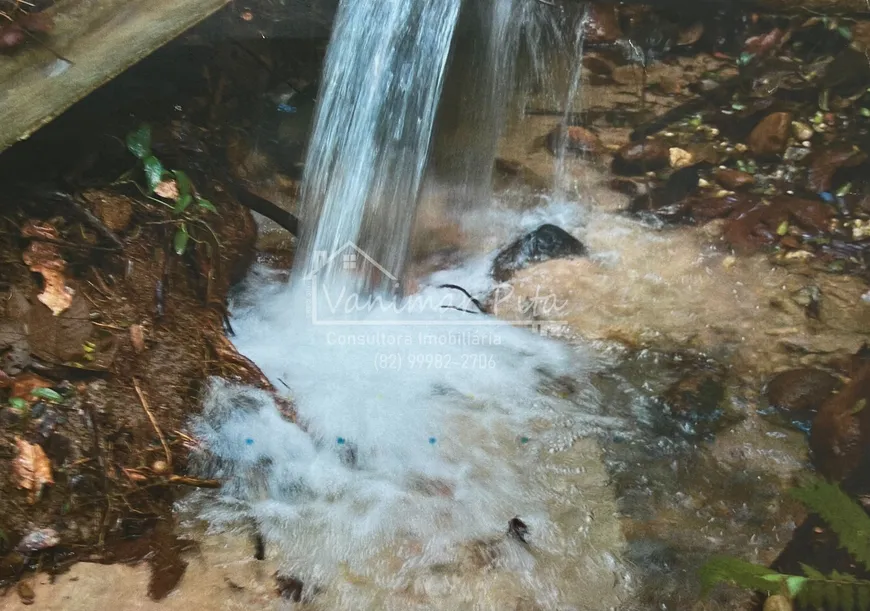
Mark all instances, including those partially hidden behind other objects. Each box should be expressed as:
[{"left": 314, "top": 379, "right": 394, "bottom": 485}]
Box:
[
  {"left": 14, "top": 437, "right": 54, "bottom": 503},
  {"left": 154, "top": 179, "right": 179, "bottom": 200},
  {"left": 20, "top": 221, "right": 59, "bottom": 240},
  {"left": 11, "top": 372, "right": 53, "bottom": 401},
  {"left": 22, "top": 240, "right": 74, "bottom": 316}
]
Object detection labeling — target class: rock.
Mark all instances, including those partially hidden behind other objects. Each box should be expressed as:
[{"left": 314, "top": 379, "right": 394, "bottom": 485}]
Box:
[
  {"left": 546, "top": 125, "right": 603, "bottom": 156},
  {"left": 16, "top": 528, "right": 60, "bottom": 552},
  {"left": 582, "top": 53, "right": 615, "bottom": 77},
  {"left": 668, "top": 147, "right": 693, "bottom": 169},
  {"left": 655, "top": 369, "right": 740, "bottom": 439},
  {"left": 507, "top": 517, "right": 529, "bottom": 543},
  {"left": 612, "top": 140, "right": 671, "bottom": 175},
  {"left": 791, "top": 121, "right": 814, "bottom": 142},
  {"left": 492, "top": 224, "right": 587, "bottom": 282},
  {"left": 765, "top": 368, "right": 841, "bottom": 430},
  {"left": 747, "top": 112, "right": 792, "bottom": 158},
  {"left": 810, "top": 361, "right": 870, "bottom": 481},
  {"left": 807, "top": 145, "right": 867, "bottom": 193},
  {"left": 17, "top": 580, "right": 35, "bottom": 606},
  {"left": 763, "top": 594, "right": 793, "bottom": 611},
  {"left": 276, "top": 575, "right": 304, "bottom": 602},
  {"left": 714, "top": 169, "right": 755, "bottom": 191},
  {"left": 584, "top": 3, "right": 622, "bottom": 43}
]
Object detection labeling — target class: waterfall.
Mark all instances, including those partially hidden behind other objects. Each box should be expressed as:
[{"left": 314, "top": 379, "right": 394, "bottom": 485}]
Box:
[{"left": 295, "top": 0, "right": 462, "bottom": 294}]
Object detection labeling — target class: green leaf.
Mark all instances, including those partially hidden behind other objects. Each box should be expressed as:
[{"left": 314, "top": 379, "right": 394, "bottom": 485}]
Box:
[
  {"left": 800, "top": 564, "right": 826, "bottom": 580},
  {"left": 126, "top": 124, "right": 152, "bottom": 159},
  {"left": 699, "top": 556, "right": 784, "bottom": 595},
  {"left": 9, "top": 397, "right": 28, "bottom": 411},
  {"left": 836, "top": 182, "right": 853, "bottom": 197},
  {"left": 838, "top": 25, "right": 853, "bottom": 40},
  {"left": 173, "top": 170, "right": 193, "bottom": 199},
  {"left": 777, "top": 220, "right": 789, "bottom": 236},
  {"left": 174, "top": 193, "right": 193, "bottom": 214},
  {"left": 30, "top": 387, "right": 62, "bottom": 402},
  {"left": 196, "top": 198, "right": 217, "bottom": 213},
  {"left": 174, "top": 224, "right": 190, "bottom": 256},
  {"left": 143, "top": 155, "right": 165, "bottom": 193},
  {"left": 792, "top": 478, "right": 870, "bottom": 572},
  {"left": 737, "top": 52, "right": 755, "bottom": 67},
  {"left": 861, "top": 108, "right": 870, "bottom": 118}
]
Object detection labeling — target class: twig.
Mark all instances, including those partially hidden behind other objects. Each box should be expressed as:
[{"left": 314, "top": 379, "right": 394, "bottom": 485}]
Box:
[
  {"left": 437, "top": 284, "right": 487, "bottom": 313},
  {"left": 167, "top": 475, "right": 221, "bottom": 488},
  {"left": 132, "top": 377, "right": 172, "bottom": 468},
  {"left": 227, "top": 184, "right": 300, "bottom": 235}
]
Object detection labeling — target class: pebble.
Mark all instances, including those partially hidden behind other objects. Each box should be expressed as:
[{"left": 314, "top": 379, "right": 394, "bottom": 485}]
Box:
[{"left": 16, "top": 528, "right": 60, "bottom": 552}]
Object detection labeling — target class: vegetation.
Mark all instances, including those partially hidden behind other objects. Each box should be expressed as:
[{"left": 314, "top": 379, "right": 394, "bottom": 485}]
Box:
[
  {"left": 701, "top": 478, "right": 870, "bottom": 610},
  {"left": 124, "top": 124, "right": 217, "bottom": 256}
]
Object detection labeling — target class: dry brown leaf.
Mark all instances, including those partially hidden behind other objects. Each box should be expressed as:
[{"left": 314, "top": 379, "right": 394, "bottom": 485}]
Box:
[
  {"left": 22, "top": 240, "right": 74, "bottom": 316},
  {"left": 11, "top": 372, "right": 52, "bottom": 401},
  {"left": 154, "top": 179, "right": 179, "bottom": 200},
  {"left": 130, "top": 324, "right": 146, "bottom": 353},
  {"left": 14, "top": 437, "right": 54, "bottom": 503},
  {"left": 20, "top": 221, "right": 59, "bottom": 240}
]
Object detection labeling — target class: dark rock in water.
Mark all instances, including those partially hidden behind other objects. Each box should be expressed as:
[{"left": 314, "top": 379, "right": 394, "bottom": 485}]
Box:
[
  {"left": 507, "top": 517, "right": 529, "bottom": 543},
  {"left": 764, "top": 368, "right": 841, "bottom": 431},
  {"left": 612, "top": 140, "right": 670, "bottom": 175},
  {"left": 276, "top": 574, "right": 305, "bottom": 602},
  {"left": 630, "top": 165, "right": 704, "bottom": 221},
  {"left": 714, "top": 168, "right": 755, "bottom": 191},
  {"left": 492, "top": 224, "right": 587, "bottom": 282},
  {"left": 807, "top": 145, "right": 867, "bottom": 194},
  {"left": 654, "top": 369, "right": 740, "bottom": 439},
  {"left": 747, "top": 112, "right": 792, "bottom": 158},
  {"left": 810, "top": 361, "right": 870, "bottom": 481}
]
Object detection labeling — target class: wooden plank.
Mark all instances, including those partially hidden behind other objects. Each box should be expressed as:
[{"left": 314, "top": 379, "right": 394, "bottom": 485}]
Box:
[{"left": 0, "top": 0, "right": 229, "bottom": 153}]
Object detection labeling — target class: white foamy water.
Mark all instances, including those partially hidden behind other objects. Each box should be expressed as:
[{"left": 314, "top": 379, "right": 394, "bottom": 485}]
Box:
[{"left": 192, "top": 255, "right": 633, "bottom": 608}]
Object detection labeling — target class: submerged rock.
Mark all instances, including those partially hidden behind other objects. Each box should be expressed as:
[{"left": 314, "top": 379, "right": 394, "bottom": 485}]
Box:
[
  {"left": 764, "top": 368, "right": 841, "bottom": 431},
  {"left": 810, "top": 361, "right": 870, "bottom": 481},
  {"left": 492, "top": 224, "right": 587, "bottom": 282},
  {"left": 612, "top": 140, "right": 670, "bottom": 175},
  {"left": 546, "top": 125, "right": 603, "bottom": 156},
  {"left": 714, "top": 168, "right": 755, "bottom": 191},
  {"left": 655, "top": 369, "right": 740, "bottom": 439}
]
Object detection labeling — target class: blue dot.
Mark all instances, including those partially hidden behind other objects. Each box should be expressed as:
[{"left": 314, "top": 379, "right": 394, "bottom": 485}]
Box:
[
  {"left": 428, "top": 437, "right": 437, "bottom": 445},
  {"left": 820, "top": 191, "right": 835, "bottom": 203},
  {"left": 245, "top": 438, "right": 254, "bottom": 446},
  {"left": 337, "top": 437, "right": 345, "bottom": 445},
  {"left": 520, "top": 437, "right": 530, "bottom": 444}
]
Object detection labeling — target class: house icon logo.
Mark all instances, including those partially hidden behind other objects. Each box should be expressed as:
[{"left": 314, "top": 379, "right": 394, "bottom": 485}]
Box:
[{"left": 304, "top": 241, "right": 399, "bottom": 284}]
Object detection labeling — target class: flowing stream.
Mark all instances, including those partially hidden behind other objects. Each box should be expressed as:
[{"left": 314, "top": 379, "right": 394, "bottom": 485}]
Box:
[{"left": 189, "top": 1, "right": 801, "bottom": 609}]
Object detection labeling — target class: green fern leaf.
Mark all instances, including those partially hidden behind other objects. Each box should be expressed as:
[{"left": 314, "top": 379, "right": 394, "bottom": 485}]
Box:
[
  {"left": 792, "top": 479, "right": 870, "bottom": 572},
  {"left": 700, "top": 556, "right": 785, "bottom": 594}
]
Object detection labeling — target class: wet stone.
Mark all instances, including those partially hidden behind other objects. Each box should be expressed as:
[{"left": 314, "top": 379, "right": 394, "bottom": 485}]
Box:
[
  {"left": 714, "top": 169, "right": 755, "bottom": 191},
  {"left": 492, "top": 224, "right": 587, "bottom": 282},
  {"left": 546, "top": 125, "right": 603, "bottom": 156},
  {"left": 747, "top": 112, "right": 792, "bottom": 158},
  {"left": 764, "top": 368, "right": 841, "bottom": 431},
  {"left": 654, "top": 370, "right": 739, "bottom": 439},
  {"left": 612, "top": 140, "right": 670, "bottom": 175},
  {"left": 810, "top": 360, "right": 870, "bottom": 481}
]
